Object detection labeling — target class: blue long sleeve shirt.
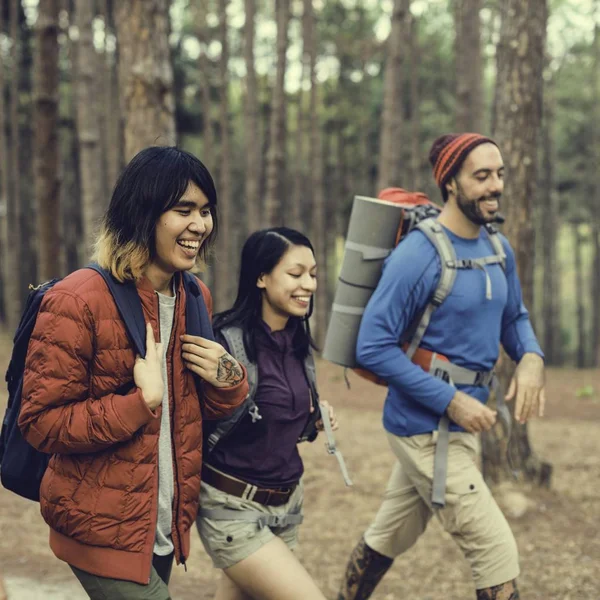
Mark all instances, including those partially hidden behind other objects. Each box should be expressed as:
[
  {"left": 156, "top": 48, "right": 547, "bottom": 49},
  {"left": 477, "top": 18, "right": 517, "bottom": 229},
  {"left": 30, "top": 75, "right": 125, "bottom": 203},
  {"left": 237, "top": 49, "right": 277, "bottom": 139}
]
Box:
[{"left": 356, "top": 223, "right": 543, "bottom": 437}]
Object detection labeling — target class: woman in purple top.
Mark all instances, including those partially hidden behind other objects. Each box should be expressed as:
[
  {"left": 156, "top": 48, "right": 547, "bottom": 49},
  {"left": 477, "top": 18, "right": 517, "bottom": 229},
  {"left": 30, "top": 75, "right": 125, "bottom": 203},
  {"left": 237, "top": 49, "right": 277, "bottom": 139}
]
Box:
[{"left": 193, "top": 227, "right": 336, "bottom": 600}]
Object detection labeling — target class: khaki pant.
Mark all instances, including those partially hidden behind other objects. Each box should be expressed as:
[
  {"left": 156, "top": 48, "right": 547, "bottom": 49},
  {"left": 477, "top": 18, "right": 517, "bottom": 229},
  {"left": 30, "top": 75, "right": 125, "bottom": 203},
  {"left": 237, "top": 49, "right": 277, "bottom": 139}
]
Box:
[
  {"left": 71, "top": 553, "right": 173, "bottom": 600},
  {"left": 365, "top": 432, "right": 519, "bottom": 589}
]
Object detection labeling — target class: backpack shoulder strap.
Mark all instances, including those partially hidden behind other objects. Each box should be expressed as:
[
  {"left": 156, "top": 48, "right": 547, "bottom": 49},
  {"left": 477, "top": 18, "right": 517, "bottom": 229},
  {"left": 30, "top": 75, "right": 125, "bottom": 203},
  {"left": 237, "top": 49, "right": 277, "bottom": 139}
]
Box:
[
  {"left": 181, "top": 271, "right": 215, "bottom": 341},
  {"left": 404, "top": 219, "right": 457, "bottom": 359},
  {"left": 87, "top": 264, "right": 146, "bottom": 357},
  {"left": 220, "top": 325, "right": 258, "bottom": 403},
  {"left": 484, "top": 226, "right": 507, "bottom": 271}
]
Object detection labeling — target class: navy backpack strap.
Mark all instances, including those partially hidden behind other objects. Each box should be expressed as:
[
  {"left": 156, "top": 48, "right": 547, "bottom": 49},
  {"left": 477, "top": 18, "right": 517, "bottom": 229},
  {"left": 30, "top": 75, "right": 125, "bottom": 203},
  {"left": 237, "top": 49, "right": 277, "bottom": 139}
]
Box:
[
  {"left": 87, "top": 264, "right": 146, "bottom": 357},
  {"left": 182, "top": 271, "right": 215, "bottom": 341}
]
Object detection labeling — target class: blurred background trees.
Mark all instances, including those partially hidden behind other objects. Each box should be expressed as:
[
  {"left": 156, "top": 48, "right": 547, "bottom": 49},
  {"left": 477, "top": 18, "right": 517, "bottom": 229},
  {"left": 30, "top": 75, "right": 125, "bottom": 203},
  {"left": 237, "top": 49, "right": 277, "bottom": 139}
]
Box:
[{"left": 0, "top": 0, "right": 598, "bottom": 367}]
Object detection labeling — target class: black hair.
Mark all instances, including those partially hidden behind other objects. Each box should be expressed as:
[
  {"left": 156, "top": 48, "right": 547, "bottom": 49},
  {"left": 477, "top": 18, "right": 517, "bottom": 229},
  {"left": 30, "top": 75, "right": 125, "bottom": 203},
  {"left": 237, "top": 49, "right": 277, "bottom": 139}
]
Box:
[
  {"left": 213, "top": 227, "right": 317, "bottom": 362},
  {"left": 95, "top": 146, "right": 218, "bottom": 279}
]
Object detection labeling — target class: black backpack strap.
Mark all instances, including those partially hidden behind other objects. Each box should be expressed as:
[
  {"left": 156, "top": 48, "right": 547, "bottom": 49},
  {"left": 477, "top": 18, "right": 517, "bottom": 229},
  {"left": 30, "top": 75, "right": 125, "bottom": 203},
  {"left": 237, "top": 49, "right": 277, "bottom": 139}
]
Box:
[
  {"left": 181, "top": 271, "right": 215, "bottom": 341},
  {"left": 87, "top": 264, "right": 146, "bottom": 357}
]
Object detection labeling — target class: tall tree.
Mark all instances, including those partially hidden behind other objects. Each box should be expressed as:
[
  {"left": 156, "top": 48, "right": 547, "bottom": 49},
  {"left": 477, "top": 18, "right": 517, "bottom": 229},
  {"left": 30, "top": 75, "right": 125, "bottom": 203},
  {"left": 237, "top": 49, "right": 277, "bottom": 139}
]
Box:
[
  {"left": 33, "top": 0, "right": 61, "bottom": 280},
  {"left": 3, "top": 0, "right": 23, "bottom": 327},
  {"left": 377, "top": 0, "right": 410, "bottom": 191},
  {"left": 213, "top": 0, "right": 232, "bottom": 311},
  {"left": 0, "top": 0, "right": 11, "bottom": 323},
  {"left": 483, "top": 0, "right": 551, "bottom": 486},
  {"left": 454, "top": 0, "right": 483, "bottom": 132},
  {"left": 114, "top": 0, "right": 176, "bottom": 160},
  {"left": 291, "top": 0, "right": 308, "bottom": 229},
  {"left": 195, "top": 0, "right": 215, "bottom": 176},
  {"left": 306, "top": 0, "right": 327, "bottom": 345},
  {"left": 243, "top": 0, "right": 261, "bottom": 234},
  {"left": 408, "top": 15, "right": 421, "bottom": 189},
  {"left": 540, "top": 70, "right": 560, "bottom": 365},
  {"left": 75, "top": 0, "right": 104, "bottom": 255},
  {"left": 573, "top": 222, "right": 586, "bottom": 367},
  {"left": 591, "top": 3, "right": 600, "bottom": 366},
  {"left": 264, "top": 0, "right": 290, "bottom": 225}
]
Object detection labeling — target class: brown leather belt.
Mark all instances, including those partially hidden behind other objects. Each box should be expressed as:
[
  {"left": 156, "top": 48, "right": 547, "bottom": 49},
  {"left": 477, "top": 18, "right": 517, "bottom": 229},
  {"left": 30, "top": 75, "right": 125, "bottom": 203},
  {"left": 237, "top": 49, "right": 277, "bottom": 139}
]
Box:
[{"left": 202, "top": 466, "right": 296, "bottom": 507}]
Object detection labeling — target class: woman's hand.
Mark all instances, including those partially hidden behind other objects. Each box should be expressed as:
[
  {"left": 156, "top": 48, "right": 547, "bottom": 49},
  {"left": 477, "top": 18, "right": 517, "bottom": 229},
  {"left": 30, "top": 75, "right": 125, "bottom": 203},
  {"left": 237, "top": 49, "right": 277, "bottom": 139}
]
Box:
[
  {"left": 316, "top": 400, "right": 339, "bottom": 432},
  {"left": 181, "top": 334, "right": 244, "bottom": 388}
]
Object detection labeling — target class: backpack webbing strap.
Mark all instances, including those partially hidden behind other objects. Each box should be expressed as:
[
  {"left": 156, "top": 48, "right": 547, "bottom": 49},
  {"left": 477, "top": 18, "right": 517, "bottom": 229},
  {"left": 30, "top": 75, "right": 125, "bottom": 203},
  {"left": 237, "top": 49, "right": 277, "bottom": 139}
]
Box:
[
  {"left": 485, "top": 228, "right": 507, "bottom": 271},
  {"left": 304, "top": 352, "right": 353, "bottom": 486},
  {"left": 199, "top": 507, "right": 304, "bottom": 529},
  {"left": 204, "top": 326, "right": 262, "bottom": 454},
  {"left": 431, "top": 416, "right": 451, "bottom": 508},
  {"left": 221, "top": 326, "right": 258, "bottom": 402},
  {"left": 404, "top": 219, "right": 457, "bottom": 360}
]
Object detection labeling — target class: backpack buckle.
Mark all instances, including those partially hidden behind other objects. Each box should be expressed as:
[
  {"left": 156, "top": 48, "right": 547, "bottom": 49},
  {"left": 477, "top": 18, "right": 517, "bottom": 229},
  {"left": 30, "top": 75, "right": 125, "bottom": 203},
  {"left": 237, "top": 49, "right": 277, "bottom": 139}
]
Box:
[
  {"left": 433, "top": 368, "right": 451, "bottom": 384},
  {"left": 248, "top": 405, "right": 262, "bottom": 423}
]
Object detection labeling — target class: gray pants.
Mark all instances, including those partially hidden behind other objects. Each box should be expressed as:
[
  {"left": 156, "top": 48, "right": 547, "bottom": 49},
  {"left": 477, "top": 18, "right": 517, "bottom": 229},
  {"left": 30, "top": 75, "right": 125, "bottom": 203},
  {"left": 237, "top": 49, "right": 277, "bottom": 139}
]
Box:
[{"left": 71, "top": 553, "right": 174, "bottom": 600}]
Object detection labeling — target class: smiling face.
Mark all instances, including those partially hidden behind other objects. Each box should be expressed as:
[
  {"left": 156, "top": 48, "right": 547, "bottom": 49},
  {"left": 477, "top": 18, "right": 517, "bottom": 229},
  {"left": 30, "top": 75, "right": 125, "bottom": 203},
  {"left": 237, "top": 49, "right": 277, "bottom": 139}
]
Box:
[
  {"left": 449, "top": 143, "right": 504, "bottom": 226},
  {"left": 150, "top": 181, "right": 214, "bottom": 279},
  {"left": 257, "top": 244, "right": 317, "bottom": 331}
]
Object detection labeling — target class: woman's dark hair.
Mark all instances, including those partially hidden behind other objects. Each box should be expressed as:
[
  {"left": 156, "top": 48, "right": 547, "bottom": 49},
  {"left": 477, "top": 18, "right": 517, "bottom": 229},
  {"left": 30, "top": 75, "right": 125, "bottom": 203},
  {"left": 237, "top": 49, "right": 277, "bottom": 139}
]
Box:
[
  {"left": 93, "top": 146, "right": 218, "bottom": 281},
  {"left": 213, "top": 227, "right": 317, "bottom": 361}
]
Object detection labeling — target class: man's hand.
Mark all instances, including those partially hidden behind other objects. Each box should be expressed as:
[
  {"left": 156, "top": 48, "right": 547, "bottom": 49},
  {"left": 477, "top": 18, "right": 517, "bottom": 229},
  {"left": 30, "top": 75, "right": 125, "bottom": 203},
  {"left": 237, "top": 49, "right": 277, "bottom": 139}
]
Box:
[
  {"left": 134, "top": 323, "right": 164, "bottom": 411},
  {"left": 181, "top": 335, "right": 244, "bottom": 388},
  {"left": 507, "top": 352, "right": 546, "bottom": 424},
  {"left": 316, "top": 400, "right": 339, "bottom": 432},
  {"left": 446, "top": 390, "right": 497, "bottom": 433}
]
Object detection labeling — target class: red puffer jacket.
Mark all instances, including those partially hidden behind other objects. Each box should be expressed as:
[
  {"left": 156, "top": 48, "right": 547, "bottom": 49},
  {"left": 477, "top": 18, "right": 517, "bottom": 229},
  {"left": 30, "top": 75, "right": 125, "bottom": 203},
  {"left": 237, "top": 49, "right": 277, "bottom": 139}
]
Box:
[{"left": 19, "top": 268, "right": 248, "bottom": 584}]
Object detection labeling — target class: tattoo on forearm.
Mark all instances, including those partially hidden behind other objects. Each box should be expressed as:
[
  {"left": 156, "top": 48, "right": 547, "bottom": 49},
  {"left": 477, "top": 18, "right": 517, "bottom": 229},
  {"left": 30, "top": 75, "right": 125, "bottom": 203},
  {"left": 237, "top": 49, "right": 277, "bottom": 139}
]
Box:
[
  {"left": 216, "top": 353, "right": 243, "bottom": 386},
  {"left": 476, "top": 581, "right": 520, "bottom": 600}
]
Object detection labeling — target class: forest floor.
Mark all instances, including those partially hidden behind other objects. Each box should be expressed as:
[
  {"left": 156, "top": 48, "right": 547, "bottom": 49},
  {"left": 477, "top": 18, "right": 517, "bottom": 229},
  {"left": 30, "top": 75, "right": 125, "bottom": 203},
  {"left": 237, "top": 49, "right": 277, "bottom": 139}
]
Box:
[{"left": 0, "top": 334, "right": 598, "bottom": 600}]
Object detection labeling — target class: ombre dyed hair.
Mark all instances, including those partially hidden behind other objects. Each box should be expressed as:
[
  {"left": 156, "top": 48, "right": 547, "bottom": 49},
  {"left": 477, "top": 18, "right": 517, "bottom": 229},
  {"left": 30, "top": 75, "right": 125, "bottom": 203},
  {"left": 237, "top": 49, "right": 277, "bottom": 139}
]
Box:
[{"left": 92, "top": 146, "right": 218, "bottom": 281}]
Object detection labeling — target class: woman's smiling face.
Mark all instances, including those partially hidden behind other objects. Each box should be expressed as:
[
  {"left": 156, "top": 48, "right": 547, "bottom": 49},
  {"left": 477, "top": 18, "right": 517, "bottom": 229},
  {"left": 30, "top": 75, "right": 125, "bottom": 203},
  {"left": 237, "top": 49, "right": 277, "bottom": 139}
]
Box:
[{"left": 257, "top": 244, "right": 317, "bottom": 330}]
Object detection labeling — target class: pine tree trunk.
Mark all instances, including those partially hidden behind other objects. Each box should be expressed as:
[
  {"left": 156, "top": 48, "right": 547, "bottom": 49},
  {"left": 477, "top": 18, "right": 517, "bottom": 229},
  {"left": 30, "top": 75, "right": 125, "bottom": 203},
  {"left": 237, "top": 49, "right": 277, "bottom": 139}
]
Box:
[
  {"left": 60, "top": 8, "right": 84, "bottom": 274},
  {"left": 540, "top": 71, "right": 560, "bottom": 365},
  {"left": 244, "top": 0, "right": 261, "bottom": 235},
  {"left": 377, "top": 0, "right": 410, "bottom": 191},
  {"left": 213, "top": 0, "right": 232, "bottom": 312},
  {"left": 574, "top": 223, "right": 586, "bottom": 368},
  {"left": 33, "top": 0, "right": 61, "bottom": 281},
  {"left": 291, "top": 1, "right": 309, "bottom": 229},
  {"left": 75, "top": 0, "right": 104, "bottom": 256},
  {"left": 454, "top": 0, "right": 483, "bottom": 132},
  {"left": 591, "top": 11, "right": 600, "bottom": 366},
  {"left": 195, "top": 0, "right": 215, "bottom": 175},
  {"left": 408, "top": 15, "right": 421, "bottom": 190},
  {"left": 306, "top": 0, "right": 327, "bottom": 346},
  {"left": 482, "top": 0, "right": 551, "bottom": 487},
  {"left": 0, "top": 0, "right": 12, "bottom": 324},
  {"left": 3, "top": 0, "right": 23, "bottom": 327},
  {"left": 114, "top": 0, "right": 176, "bottom": 160},
  {"left": 264, "top": 0, "right": 290, "bottom": 226}
]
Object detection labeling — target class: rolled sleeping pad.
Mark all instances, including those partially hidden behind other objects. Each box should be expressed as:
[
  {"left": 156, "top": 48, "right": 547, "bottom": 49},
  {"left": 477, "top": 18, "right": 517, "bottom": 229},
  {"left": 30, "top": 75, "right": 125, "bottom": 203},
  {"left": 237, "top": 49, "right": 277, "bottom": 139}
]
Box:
[{"left": 323, "top": 195, "right": 404, "bottom": 368}]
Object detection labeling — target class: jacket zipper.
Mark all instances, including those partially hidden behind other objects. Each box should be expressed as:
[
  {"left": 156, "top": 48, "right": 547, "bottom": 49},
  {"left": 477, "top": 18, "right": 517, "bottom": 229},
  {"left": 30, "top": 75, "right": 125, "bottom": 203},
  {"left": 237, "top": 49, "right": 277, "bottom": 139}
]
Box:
[{"left": 167, "top": 282, "right": 186, "bottom": 568}]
